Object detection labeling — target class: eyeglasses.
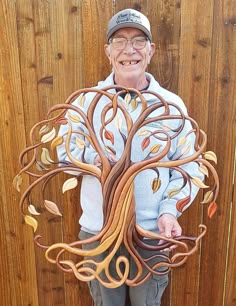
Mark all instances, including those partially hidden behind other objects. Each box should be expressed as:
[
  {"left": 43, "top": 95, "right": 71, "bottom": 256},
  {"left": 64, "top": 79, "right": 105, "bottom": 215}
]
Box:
[{"left": 109, "top": 36, "right": 148, "bottom": 50}]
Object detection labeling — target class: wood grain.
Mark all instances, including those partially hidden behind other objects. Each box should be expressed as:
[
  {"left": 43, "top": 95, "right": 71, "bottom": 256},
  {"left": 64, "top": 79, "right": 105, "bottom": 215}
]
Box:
[{"left": 0, "top": 0, "right": 235, "bottom": 305}]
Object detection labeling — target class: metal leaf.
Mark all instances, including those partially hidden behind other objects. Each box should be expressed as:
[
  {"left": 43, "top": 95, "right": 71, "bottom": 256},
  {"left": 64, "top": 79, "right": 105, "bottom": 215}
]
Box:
[
  {"left": 41, "top": 127, "right": 56, "bottom": 143},
  {"left": 115, "top": 114, "right": 122, "bottom": 131},
  {"left": 204, "top": 151, "right": 217, "bottom": 164},
  {"left": 78, "top": 94, "right": 86, "bottom": 107},
  {"left": 51, "top": 136, "right": 63, "bottom": 150},
  {"left": 191, "top": 176, "right": 209, "bottom": 188},
  {"left": 201, "top": 190, "right": 214, "bottom": 204},
  {"left": 104, "top": 130, "right": 114, "bottom": 145},
  {"left": 168, "top": 188, "right": 181, "bottom": 198},
  {"left": 44, "top": 200, "right": 62, "bottom": 216},
  {"left": 55, "top": 117, "right": 68, "bottom": 125},
  {"left": 141, "top": 137, "right": 150, "bottom": 150},
  {"left": 151, "top": 178, "right": 161, "bottom": 193},
  {"left": 124, "top": 93, "right": 131, "bottom": 105},
  {"left": 36, "top": 160, "right": 49, "bottom": 171},
  {"left": 176, "top": 196, "right": 191, "bottom": 212},
  {"left": 41, "top": 148, "right": 54, "bottom": 165},
  {"left": 208, "top": 201, "right": 217, "bottom": 218},
  {"left": 76, "top": 137, "right": 86, "bottom": 149},
  {"left": 198, "top": 164, "right": 209, "bottom": 177},
  {"left": 13, "top": 174, "right": 23, "bottom": 192},
  {"left": 131, "top": 98, "right": 138, "bottom": 111},
  {"left": 39, "top": 124, "right": 50, "bottom": 135},
  {"left": 62, "top": 177, "right": 78, "bottom": 193},
  {"left": 68, "top": 112, "right": 81, "bottom": 123},
  {"left": 28, "top": 204, "right": 41, "bottom": 216},
  {"left": 137, "top": 130, "right": 149, "bottom": 136},
  {"left": 25, "top": 215, "right": 38, "bottom": 232},
  {"left": 150, "top": 144, "right": 161, "bottom": 154}
]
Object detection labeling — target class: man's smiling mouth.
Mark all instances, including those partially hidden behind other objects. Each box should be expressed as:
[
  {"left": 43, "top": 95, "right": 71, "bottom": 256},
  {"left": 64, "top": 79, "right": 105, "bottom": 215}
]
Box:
[{"left": 120, "top": 60, "right": 140, "bottom": 66}]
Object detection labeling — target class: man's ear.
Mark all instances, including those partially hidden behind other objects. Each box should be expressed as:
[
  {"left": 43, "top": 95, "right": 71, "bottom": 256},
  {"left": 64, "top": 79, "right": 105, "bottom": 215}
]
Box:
[
  {"left": 104, "top": 44, "right": 112, "bottom": 64},
  {"left": 148, "top": 43, "right": 156, "bottom": 64}
]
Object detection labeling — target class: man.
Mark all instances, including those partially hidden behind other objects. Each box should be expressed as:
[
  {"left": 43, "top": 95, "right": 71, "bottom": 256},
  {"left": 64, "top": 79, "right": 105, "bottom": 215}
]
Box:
[{"left": 57, "top": 8, "right": 202, "bottom": 306}]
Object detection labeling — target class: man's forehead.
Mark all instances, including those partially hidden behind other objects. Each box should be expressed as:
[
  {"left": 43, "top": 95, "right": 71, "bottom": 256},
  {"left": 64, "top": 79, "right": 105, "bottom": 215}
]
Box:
[{"left": 112, "top": 27, "right": 145, "bottom": 37}]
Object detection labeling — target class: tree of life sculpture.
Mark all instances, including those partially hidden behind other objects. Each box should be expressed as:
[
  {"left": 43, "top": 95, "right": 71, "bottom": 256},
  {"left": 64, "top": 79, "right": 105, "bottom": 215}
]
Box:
[{"left": 14, "top": 86, "right": 219, "bottom": 288}]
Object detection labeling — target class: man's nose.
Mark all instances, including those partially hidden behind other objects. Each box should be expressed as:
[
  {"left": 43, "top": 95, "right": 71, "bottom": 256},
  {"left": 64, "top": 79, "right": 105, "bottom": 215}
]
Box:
[{"left": 123, "top": 41, "right": 136, "bottom": 53}]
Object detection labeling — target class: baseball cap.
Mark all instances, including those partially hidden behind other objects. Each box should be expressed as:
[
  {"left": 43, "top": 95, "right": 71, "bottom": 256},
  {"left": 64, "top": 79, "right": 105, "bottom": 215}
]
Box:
[{"left": 107, "top": 9, "right": 152, "bottom": 42}]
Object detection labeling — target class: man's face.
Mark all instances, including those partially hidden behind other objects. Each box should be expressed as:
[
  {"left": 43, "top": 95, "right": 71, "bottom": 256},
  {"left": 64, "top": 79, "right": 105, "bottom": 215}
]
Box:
[{"left": 104, "top": 28, "right": 155, "bottom": 85}]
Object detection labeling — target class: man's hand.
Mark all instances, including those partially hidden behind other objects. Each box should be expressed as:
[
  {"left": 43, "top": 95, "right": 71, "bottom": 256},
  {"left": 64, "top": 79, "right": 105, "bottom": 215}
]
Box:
[{"left": 157, "top": 213, "right": 182, "bottom": 251}]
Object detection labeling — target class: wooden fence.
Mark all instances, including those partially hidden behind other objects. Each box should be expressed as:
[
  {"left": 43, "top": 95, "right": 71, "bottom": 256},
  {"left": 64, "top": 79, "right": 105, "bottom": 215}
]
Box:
[{"left": 0, "top": 0, "right": 235, "bottom": 305}]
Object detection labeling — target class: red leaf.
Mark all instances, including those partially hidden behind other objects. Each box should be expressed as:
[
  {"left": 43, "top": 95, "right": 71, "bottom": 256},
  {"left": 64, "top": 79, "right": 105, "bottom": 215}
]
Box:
[
  {"left": 141, "top": 136, "right": 150, "bottom": 151},
  {"left": 104, "top": 130, "right": 114, "bottom": 145},
  {"left": 176, "top": 196, "right": 191, "bottom": 213},
  {"left": 208, "top": 201, "right": 217, "bottom": 218},
  {"left": 55, "top": 117, "right": 68, "bottom": 125}
]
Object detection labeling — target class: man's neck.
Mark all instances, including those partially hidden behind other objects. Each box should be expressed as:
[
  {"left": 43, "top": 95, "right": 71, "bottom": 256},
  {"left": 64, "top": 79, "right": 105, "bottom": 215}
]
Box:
[{"left": 114, "top": 75, "right": 149, "bottom": 90}]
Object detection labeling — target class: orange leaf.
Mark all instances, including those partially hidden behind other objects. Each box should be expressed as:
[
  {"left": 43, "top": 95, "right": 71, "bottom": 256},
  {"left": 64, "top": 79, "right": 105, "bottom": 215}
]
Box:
[
  {"left": 176, "top": 196, "right": 191, "bottom": 213},
  {"left": 208, "top": 201, "right": 217, "bottom": 218},
  {"left": 44, "top": 200, "right": 62, "bottom": 216},
  {"left": 104, "top": 130, "right": 114, "bottom": 145},
  {"left": 55, "top": 117, "right": 68, "bottom": 125},
  {"left": 141, "top": 136, "right": 150, "bottom": 151}
]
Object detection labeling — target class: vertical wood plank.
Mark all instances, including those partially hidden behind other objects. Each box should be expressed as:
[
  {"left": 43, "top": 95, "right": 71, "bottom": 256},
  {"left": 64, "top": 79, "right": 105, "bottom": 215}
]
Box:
[
  {"left": 0, "top": 0, "right": 39, "bottom": 305},
  {"left": 198, "top": 0, "right": 236, "bottom": 305},
  {"left": 81, "top": 0, "right": 112, "bottom": 87},
  {"left": 174, "top": 1, "right": 215, "bottom": 306}
]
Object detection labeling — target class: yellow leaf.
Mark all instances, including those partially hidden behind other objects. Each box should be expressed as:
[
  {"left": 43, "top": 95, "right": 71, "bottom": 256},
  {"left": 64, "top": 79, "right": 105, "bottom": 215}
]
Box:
[
  {"left": 76, "top": 137, "right": 86, "bottom": 149},
  {"left": 124, "top": 93, "right": 131, "bottom": 105},
  {"left": 13, "top": 174, "right": 23, "bottom": 192},
  {"left": 204, "top": 151, "right": 217, "bottom": 164},
  {"left": 151, "top": 178, "right": 161, "bottom": 193},
  {"left": 62, "top": 177, "right": 78, "bottom": 193},
  {"left": 191, "top": 176, "right": 209, "bottom": 188},
  {"left": 168, "top": 188, "right": 181, "bottom": 198},
  {"left": 51, "top": 136, "right": 63, "bottom": 150},
  {"left": 25, "top": 215, "right": 38, "bottom": 232},
  {"left": 201, "top": 190, "right": 214, "bottom": 204},
  {"left": 68, "top": 112, "right": 81, "bottom": 123},
  {"left": 41, "top": 127, "right": 56, "bottom": 143},
  {"left": 131, "top": 98, "right": 138, "bottom": 111},
  {"left": 44, "top": 200, "right": 62, "bottom": 216},
  {"left": 41, "top": 148, "right": 54, "bottom": 165},
  {"left": 150, "top": 144, "right": 162, "bottom": 154},
  {"left": 28, "top": 204, "right": 41, "bottom": 216}
]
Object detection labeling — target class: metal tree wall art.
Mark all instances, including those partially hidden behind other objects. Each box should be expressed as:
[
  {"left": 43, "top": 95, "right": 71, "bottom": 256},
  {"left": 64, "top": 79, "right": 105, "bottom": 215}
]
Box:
[{"left": 14, "top": 86, "right": 219, "bottom": 288}]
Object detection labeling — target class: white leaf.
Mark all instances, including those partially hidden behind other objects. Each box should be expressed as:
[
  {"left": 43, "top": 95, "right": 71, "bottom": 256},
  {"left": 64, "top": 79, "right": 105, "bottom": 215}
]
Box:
[
  {"left": 62, "top": 177, "right": 78, "bottom": 193},
  {"left": 41, "top": 127, "right": 56, "bottom": 143}
]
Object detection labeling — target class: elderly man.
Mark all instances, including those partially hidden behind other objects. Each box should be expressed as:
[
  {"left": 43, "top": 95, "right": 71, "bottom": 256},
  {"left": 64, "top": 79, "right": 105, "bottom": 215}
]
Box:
[{"left": 57, "top": 8, "right": 201, "bottom": 306}]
